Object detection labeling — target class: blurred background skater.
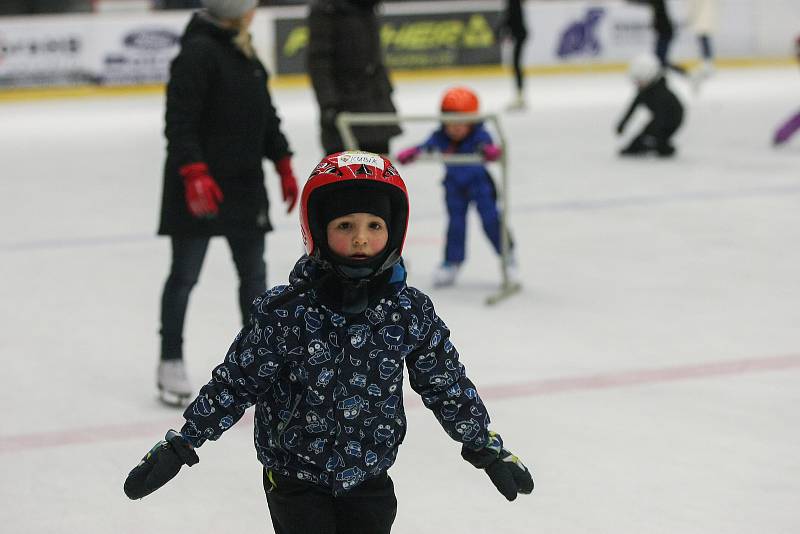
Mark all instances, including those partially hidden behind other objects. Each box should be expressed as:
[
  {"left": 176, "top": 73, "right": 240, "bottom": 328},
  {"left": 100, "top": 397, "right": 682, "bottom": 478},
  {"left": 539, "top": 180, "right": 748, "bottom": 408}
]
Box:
[
  {"left": 628, "top": 0, "right": 686, "bottom": 75},
  {"left": 688, "top": 0, "right": 718, "bottom": 88},
  {"left": 395, "top": 87, "right": 515, "bottom": 287},
  {"left": 307, "top": 0, "right": 401, "bottom": 155},
  {"left": 616, "top": 53, "right": 684, "bottom": 157},
  {"left": 773, "top": 35, "right": 800, "bottom": 146},
  {"left": 497, "top": 0, "right": 530, "bottom": 111},
  {"left": 157, "top": 0, "right": 299, "bottom": 406}
]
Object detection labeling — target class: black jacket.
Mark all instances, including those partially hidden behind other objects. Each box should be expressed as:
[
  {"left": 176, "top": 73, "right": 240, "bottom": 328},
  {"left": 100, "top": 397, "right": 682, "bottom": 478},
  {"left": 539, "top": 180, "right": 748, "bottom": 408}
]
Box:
[
  {"left": 180, "top": 256, "right": 494, "bottom": 494},
  {"left": 307, "top": 0, "right": 401, "bottom": 153},
  {"left": 618, "top": 76, "right": 684, "bottom": 135},
  {"left": 158, "top": 13, "right": 292, "bottom": 237}
]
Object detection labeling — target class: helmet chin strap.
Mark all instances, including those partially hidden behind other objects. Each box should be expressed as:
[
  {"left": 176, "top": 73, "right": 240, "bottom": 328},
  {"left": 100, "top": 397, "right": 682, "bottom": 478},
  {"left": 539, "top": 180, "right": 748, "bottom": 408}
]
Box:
[
  {"left": 332, "top": 249, "right": 401, "bottom": 283},
  {"left": 311, "top": 248, "right": 402, "bottom": 314}
]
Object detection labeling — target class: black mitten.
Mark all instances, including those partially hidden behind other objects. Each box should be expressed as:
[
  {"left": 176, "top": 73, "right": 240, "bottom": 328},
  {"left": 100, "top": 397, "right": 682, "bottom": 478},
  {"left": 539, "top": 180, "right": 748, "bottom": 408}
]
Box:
[
  {"left": 462, "top": 432, "right": 534, "bottom": 501},
  {"left": 124, "top": 430, "right": 199, "bottom": 500}
]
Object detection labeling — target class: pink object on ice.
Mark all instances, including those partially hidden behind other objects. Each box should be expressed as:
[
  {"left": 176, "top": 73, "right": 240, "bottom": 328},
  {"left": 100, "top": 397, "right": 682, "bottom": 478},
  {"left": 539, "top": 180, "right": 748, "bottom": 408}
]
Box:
[{"left": 773, "top": 111, "right": 800, "bottom": 145}]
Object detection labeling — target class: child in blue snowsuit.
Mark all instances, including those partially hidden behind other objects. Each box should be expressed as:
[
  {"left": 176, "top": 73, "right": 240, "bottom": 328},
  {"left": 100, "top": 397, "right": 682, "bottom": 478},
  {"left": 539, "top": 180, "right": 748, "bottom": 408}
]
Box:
[
  {"left": 124, "top": 151, "right": 533, "bottom": 534},
  {"left": 396, "top": 87, "right": 513, "bottom": 287}
]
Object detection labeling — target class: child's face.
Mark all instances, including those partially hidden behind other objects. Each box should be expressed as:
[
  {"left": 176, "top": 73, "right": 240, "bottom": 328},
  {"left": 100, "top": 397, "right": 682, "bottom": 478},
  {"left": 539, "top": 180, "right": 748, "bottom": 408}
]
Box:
[
  {"left": 444, "top": 122, "right": 472, "bottom": 142},
  {"left": 326, "top": 212, "right": 389, "bottom": 260}
]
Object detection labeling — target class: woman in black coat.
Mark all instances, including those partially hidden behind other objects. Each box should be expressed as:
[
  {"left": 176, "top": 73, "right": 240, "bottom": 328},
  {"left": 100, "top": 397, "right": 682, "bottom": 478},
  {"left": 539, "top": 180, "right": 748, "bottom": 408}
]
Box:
[
  {"left": 306, "top": 0, "right": 401, "bottom": 154},
  {"left": 156, "top": 0, "right": 298, "bottom": 405}
]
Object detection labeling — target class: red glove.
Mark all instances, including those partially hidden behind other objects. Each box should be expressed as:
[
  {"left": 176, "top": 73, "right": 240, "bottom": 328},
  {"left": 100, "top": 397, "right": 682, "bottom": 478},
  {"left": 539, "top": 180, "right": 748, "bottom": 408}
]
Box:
[
  {"left": 274, "top": 156, "right": 298, "bottom": 213},
  {"left": 395, "top": 146, "right": 421, "bottom": 165},
  {"left": 482, "top": 144, "right": 502, "bottom": 162},
  {"left": 179, "top": 162, "right": 223, "bottom": 217}
]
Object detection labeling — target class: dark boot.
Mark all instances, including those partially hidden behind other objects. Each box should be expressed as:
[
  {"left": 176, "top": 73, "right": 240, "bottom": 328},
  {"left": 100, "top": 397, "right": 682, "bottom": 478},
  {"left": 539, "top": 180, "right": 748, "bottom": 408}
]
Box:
[{"left": 656, "top": 141, "right": 676, "bottom": 157}]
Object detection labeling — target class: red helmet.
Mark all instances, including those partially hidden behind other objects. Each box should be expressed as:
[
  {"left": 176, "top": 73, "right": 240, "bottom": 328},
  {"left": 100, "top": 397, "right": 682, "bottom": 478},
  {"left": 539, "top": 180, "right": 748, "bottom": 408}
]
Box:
[
  {"left": 300, "top": 151, "right": 409, "bottom": 269},
  {"left": 441, "top": 86, "right": 479, "bottom": 113}
]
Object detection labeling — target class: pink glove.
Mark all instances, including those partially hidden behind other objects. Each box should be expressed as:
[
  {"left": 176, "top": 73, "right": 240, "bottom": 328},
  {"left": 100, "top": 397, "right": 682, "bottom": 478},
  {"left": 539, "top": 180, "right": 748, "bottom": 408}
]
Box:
[
  {"left": 179, "top": 162, "right": 224, "bottom": 217},
  {"left": 482, "top": 144, "right": 502, "bottom": 162},
  {"left": 396, "top": 146, "right": 421, "bottom": 164}
]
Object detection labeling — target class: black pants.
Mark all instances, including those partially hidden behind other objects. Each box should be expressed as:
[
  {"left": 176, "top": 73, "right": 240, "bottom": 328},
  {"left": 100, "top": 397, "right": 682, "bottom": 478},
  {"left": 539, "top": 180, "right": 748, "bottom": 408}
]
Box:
[
  {"left": 264, "top": 470, "right": 397, "bottom": 534},
  {"left": 624, "top": 116, "right": 682, "bottom": 155},
  {"left": 510, "top": 27, "right": 528, "bottom": 92},
  {"left": 655, "top": 33, "right": 687, "bottom": 75},
  {"left": 160, "top": 234, "right": 266, "bottom": 360}
]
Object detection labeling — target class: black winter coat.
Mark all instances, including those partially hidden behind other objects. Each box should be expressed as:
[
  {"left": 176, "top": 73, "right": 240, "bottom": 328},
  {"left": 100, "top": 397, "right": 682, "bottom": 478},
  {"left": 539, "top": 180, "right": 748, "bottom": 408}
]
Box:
[
  {"left": 180, "top": 256, "right": 495, "bottom": 495},
  {"left": 307, "top": 0, "right": 401, "bottom": 153},
  {"left": 618, "top": 77, "right": 684, "bottom": 137},
  {"left": 158, "top": 13, "right": 292, "bottom": 237}
]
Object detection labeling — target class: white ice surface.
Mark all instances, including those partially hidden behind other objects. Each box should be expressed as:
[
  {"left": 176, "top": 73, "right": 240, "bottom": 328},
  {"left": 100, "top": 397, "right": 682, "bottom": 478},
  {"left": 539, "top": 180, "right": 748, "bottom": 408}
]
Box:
[{"left": 1, "top": 67, "right": 799, "bottom": 533}]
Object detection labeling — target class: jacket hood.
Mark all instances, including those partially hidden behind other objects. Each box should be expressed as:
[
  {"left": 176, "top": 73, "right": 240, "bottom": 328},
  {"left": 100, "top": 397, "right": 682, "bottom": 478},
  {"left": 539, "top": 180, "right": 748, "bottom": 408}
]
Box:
[{"left": 181, "top": 11, "right": 238, "bottom": 45}]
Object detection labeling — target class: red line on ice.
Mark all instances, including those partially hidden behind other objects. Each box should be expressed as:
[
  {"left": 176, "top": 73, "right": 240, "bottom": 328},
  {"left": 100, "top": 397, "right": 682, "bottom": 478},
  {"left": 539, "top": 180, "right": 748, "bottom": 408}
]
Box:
[{"left": 2, "top": 353, "right": 799, "bottom": 454}]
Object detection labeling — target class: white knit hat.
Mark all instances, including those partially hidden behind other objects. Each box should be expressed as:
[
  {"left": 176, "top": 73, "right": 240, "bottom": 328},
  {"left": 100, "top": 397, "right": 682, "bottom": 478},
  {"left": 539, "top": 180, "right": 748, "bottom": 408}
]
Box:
[
  {"left": 628, "top": 53, "right": 661, "bottom": 85},
  {"left": 201, "top": 0, "right": 257, "bottom": 19}
]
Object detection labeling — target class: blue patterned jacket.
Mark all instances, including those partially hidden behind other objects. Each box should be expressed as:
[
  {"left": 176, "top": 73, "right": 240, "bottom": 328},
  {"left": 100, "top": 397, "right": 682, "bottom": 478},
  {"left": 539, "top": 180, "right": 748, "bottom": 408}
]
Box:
[{"left": 180, "top": 256, "right": 494, "bottom": 494}]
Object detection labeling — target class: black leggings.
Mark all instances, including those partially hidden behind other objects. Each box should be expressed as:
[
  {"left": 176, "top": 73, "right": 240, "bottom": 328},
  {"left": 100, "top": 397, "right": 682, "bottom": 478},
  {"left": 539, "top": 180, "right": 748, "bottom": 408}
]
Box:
[
  {"left": 511, "top": 29, "right": 528, "bottom": 92},
  {"left": 160, "top": 234, "right": 266, "bottom": 360},
  {"left": 656, "top": 33, "right": 686, "bottom": 75},
  {"left": 264, "top": 470, "right": 397, "bottom": 534}
]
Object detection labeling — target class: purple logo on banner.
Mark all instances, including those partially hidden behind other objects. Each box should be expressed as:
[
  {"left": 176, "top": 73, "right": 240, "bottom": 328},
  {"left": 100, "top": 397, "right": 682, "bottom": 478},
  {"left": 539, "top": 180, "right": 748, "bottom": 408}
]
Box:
[{"left": 557, "top": 8, "right": 604, "bottom": 58}]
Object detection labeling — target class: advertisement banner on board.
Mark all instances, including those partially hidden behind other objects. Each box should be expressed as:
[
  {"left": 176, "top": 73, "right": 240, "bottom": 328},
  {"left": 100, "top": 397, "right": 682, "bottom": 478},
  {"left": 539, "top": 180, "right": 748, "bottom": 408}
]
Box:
[
  {"left": 93, "top": 17, "right": 184, "bottom": 85},
  {"left": 275, "top": 10, "right": 502, "bottom": 75},
  {"left": 521, "top": 0, "right": 756, "bottom": 67},
  {"left": 0, "top": 20, "right": 94, "bottom": 87}
]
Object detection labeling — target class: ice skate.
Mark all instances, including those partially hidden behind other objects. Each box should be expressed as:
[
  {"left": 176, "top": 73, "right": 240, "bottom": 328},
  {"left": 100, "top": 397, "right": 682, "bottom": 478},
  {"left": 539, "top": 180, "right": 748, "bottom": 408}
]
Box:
[
  {"left": 619, "top": 142, "right": 648, "bottom": 157},
  {"left": 656, "top": 143, "right": 676, "bottom": 158},
  {"left": 433, "top": 263, "right": 461, "bottom": 287},
  {"left": 157, "top": 359, "right": 192, "bottom": 407},
  {"left": 504, "top": 253, "right": 520, "bottom": 285},
  {"left": 505, "top": 92, "right": 527, "bottom": 112},
  {"left": 690, "top": 61, "right": 714, "bottom": 93}
]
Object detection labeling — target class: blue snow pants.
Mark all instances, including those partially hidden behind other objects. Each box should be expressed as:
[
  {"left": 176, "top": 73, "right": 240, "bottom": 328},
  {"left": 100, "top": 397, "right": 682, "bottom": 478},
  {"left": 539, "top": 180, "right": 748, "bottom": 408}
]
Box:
[{"left": 443, "top": 169, "right": 502, "bottom": 264}]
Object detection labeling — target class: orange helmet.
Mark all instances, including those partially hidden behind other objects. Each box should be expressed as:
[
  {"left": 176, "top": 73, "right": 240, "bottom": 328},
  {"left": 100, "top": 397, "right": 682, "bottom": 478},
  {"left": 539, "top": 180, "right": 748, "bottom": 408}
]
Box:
[{"left": 440, "top": 87, "right": 479, "bottom": 113}]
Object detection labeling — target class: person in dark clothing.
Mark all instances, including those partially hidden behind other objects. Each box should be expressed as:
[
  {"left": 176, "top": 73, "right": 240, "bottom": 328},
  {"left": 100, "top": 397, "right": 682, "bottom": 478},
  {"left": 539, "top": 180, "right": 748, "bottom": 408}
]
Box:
[
  {"left": 156, "top": 0, "right": 299, "bottom": 405},
  {"left": 306, "top": 0, "right": 402, "bottom": 155},
  {"left": 124, "top": 152, "right": 534, "bottom": 533},
  {"left": 628, "top": 0, "right": 686, "bottom": 75},
  {"left": 616, "top": 53, "right": 684, "bottom": 157},
  {"left": 497, "top": 0, "right": 529, "bottom": 110}
]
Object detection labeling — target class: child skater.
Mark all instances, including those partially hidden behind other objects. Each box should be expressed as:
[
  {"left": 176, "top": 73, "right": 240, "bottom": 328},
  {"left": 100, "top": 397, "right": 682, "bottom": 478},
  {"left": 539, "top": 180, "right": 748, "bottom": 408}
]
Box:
[
  {"left": 124, "top": 152, "right": 534, "bottom": 533},
  {"left": 773, "top": 35, "right": 800, "bottom": 147},
  {"left": 616, "top": 53, "right": 684, "bottom": 157},
  {"left": 395, "top": 87, "right": 515, "bottom": 287}
]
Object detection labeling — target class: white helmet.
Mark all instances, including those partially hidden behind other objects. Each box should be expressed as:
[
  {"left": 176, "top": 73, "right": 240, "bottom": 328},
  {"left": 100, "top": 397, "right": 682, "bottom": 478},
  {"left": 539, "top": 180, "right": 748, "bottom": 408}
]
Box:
[{"left": 628, "top": 53, "right": 661, "bottom": 85}]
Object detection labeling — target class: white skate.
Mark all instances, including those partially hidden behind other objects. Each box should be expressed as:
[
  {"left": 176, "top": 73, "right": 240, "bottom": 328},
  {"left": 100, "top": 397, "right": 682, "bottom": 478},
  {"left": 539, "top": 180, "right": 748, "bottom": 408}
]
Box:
[
  {"left": 505, "top": 254, "right": 520, "bottom": 285},
  {"left": 691, "top": 61, "right": 714, "bottom": 93},
  {"left": 433, "top": 263, "right": 461, "bottom": 287},
  {"left": 157, "top": 359, "right": 192, "bottom": 407},
  {"left": 505, "top": 93, "right": 527, "bottom": 112}
]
